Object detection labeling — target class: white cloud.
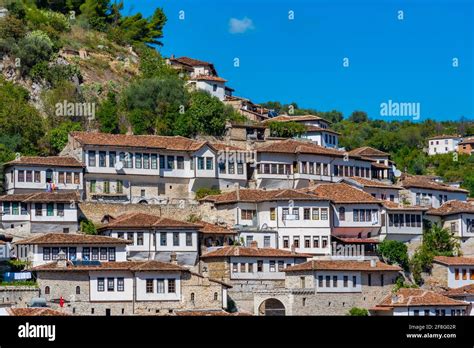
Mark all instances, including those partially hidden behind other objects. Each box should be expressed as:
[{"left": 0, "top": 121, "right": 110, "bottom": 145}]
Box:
[{"left": 229, "top": 17, "right": 255, "bottom": 34}]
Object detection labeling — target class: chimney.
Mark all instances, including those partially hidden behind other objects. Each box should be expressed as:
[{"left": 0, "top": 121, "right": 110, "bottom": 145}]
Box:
[
  {"left": 370, "top": 259, "right": 376, "bottom": 268},
  {"left": 391, "top": 294, "right": 399, "bottom": 304},
  {"left": 57, "top": 250, "right": 67, "bottom": 268},
  {"left": 250, "top": 240, "right": 258, "bottom": 249},
  {"left": 170, "top": 251, "right": 178, "bottom": 265}
]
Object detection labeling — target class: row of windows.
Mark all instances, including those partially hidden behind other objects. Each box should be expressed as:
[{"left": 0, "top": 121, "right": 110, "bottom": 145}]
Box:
[
  {"left": 2, "top": 202, "right": 66, "bottom": 217},
  {"left": 244, "top": 235, "right": 271, "bottom": 248},
  {"left": 413, "top": 309, "right": 466, "bottom": 316},
  {"left": 17, "top": 170, "right": 80, "bottom": 185},
  {"left": 89, "top": 180, "right": 124, "bottom": 194},
  {"left": 283, "top": 236, "right": 329, "bottom": 249},
  {"left": 218, "top": 160, "right": 244, "bottom": 175},
  {"left": 333, "top": 165, "right": 371, "bottom": 178},
  {"left": 97, "top": 277, "right": 125, "bottom": 292},
  {"left": 388, "top": 214, "right": 422, "bottom": 227},
  {"left": 116, "top": 232, "right": 193, "bottom": 247},
  {"left": 324, "top": 134, "right": 337, "bottom": 145},
  {"left": 339, "top": 208, "right": 378, "bottom": 222},
  {"left": 232, "top": 260, "right": 289, "bottom": 273},
  {"left": 453, "top": 268, "right": 474, "bottom": 280},
  {"left": 43, "top": 247, "right": 116, "bottom": 262},
  {"left": 318, "top": 275, "right": 358, "bottom": 288},
  {"left": 300, "top": 162, "right": 330, "bottom": 175},
  {"left": 145, "top": 278, "right": 176, "bottom": 294}
]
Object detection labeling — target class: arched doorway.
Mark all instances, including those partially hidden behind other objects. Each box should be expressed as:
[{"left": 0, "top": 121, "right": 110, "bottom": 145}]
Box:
[{"left": 258, "top": 298, "right": 286, "bottom": 316}]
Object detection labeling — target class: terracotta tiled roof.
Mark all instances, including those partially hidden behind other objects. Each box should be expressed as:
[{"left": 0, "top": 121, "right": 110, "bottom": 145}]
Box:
[
  {"left": 304, "top": 125, "right": 340, "bottom": 135},
  {"left": 200, "top": 188, "right": 326, "bottom": 204},
  {"left": 399, "top": 175, "right": 469, "bottom": 193},
  {"left": 433, "top": 256, "right": 474, "bottom": 266},
  {"left": 426, "top": 200, "right": 474, "bottom": 216},
  {"left": 193, "top": 75, "right": 226, "bottom": 82},
  {"left": 0, "top": 192, "right": 80, "bottom": 203},
  {"left": 345, "top": 177, "right": 401, "bottom": 189},
  {"left": 427, "top": 134, "right": 461, "bottom": 140},
  {"left": 444, "top": 284, "right": 474, "bottom": 297},
  {"left": 71, "top": 132, "right": 207, "bottom": 152},
  {"left": 7, "top": 308, "right": 69, "bottom": 316},
  {"left": 171, "top": 56, "right": 213, "bottom": 67},
  {"left": 256, "top": 139, "right": 357, "bottom": 159},
  {"left": 209, "top": 143, "right": 246, "bottom": 152},
  {"left": 332, "top": 236, "right": 380, "bottom": 244},
  {"left": 4, "top": 156, "right": 83, "bottom": 168},
  {"left": 198, "top": 221, "right": 236, "bottom": 235},
  {"left": 174, "top": 310, "right": 252, "bottom": 316},
  {"left": 459, "top": 137, "right": 474, "bottom": 145},
  {"left": 301, "top": 183, "right": 381, "bottom": 204},
  {"left": 284, "top": 260, "right": 401, "bottom": 272},
  {"left": 377, "top": 288, "right": 468, "bottom": 307},
  {"left": 263, "top": 115, "right": 326, "bottom": 123},
  {"left": 98, "top": 212, "right": 201, "bottom": 230},
  {"left": 382, "top": 201, "right": 429, "bottom": 211},
  {"left": 200, "top": 246, "right": 311, "bottom": 259},
  {"left": 31, "top": 260, "right": 187, "bottom": 272},
  {"left": 14, "top": 233, "right": 131, "bottom": 246},
  {"left": 348, "top": 146, "right": 389, "bottom": 157}
]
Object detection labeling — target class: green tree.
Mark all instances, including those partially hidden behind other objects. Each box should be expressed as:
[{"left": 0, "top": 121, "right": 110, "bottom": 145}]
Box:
[
  {"left": 348, "top": 307, "right": 369, "bottom": 316},
  {"left": 378, "top": 240, "right": 409, "bottom": 270},
  {"left": 96, "top": 92, "right": 120, "bottom": 133},
  {"left": 348, "top": 110, "right": 368, "bottom": 123},
  {"left": 14, "top": 30, "right": 54, "bottom": 74},
  {"left": 49, "top": 121, "right": 82, "bottom": 154},
  {"left": 268, "top": 121, "right": 306, "bottom": 138}
]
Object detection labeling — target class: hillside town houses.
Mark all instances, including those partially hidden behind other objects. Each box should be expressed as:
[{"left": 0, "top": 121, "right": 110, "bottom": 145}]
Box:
[{"left": 0, "top": 56, "right": 473, "bottom": 317}]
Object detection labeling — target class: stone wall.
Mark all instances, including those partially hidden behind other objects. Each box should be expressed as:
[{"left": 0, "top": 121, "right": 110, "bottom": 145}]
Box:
[
  {"left": 0, "top": 286, "right": 40, "bottom": 307},
  {"left": 425, "top": 263, "right": 448, "bottom": 289}
]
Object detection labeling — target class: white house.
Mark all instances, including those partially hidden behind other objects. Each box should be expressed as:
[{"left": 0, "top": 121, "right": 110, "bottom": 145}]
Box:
[
  {"left": 60, "top": 132, "right": 248, "bottom": 203},
  {"left": 444, "top": 285, "right": 474, "bottom": 315},
  {"left": 428, "top": 135, "right": 462, "bottom": 155},
  {"left": 3, "top": 156, "right": 84, "bottom": 195},
  {"left": 200, "top": 188, "right": 333, "bottom": 255},
  {"left": 14, "top": 233, "right": 130, "bottom": 267},
  {"left": 432, "top": 256, "right": 474, "bottom": 289},
  {"left": 372, "top": 288, "right": 469, "bottom": 316},
  {"left": 263, "top": 115, "right": 339, "bottom": 148},
  {"left": 98, "top": 212, "right": 202, "bottom": 266},
  {"left": 0, "top": 240, "right": 10, "bottom": 260},
  {"left": 348, "top": 147, "right": 394, "bottom": 181},
  {"left": 339, "top": 177, "right": 401, "bottom": 202},
  {"left": 0, "top": 192, "right": 80, "bottom": 235},
  {"left": 399, "top": 175, "right": 469, "bottom": 208},
  {"left": 381, "top": 201, "right": 427, "bottom": 243}
]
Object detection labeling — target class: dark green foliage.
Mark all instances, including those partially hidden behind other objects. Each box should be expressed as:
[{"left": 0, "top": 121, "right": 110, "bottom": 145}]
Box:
[
  {"left": 49, "top": 121, "right": 82, "bottom": 154},
  {"left": 195, "top": 187, "right": 222, "bottom": 200},
  {"left": 348, "top": 307, "right": 369, "bottom": 316},
  {"left": 80, "top": 219, "right": 97, "bottom": 235},
  {"left": 30, "top": 62, "right": 82, "bottom": 86},
  {"left": 268, "top": 121, "right": 306, "bottom": 138},
  {"left": 378, "top": 240, "right": 409, "bottom": 270},
  {"left": 96, "top": 92, "right": 120, "bottom": 133}
]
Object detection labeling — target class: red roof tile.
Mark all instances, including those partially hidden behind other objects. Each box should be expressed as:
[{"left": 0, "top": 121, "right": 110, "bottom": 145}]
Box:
[
  {"left": 5, "top": 156, "right": 83, "bottom": 168},
  {"left": 200, "top": 188, "right": 326, "bottom": 204},
  {"left": 301, "top": 183, "right": 381, "bottom": 204},
  {"left": 399, "top": 175, "right": 469, "bottom": 193},
  {"left": 284, "top": 259, "right": 401, "bottom": 272},
  {"left": 427, "top": 134, "right": 461, "bottom": 140},
  {"left": 433, "top": 256, "right": 474, "bottom": 266},
  {"left": 427, "top": 200, "right": 474, "bottom": 216},
  {"left": 201, "top": 246, "right": 311, "bottom": 259},
  {"left": 194, "top": 75, "right": 227, "bottom": 82},
  {"left": 348, "top": 147, "right": 389, "bottom": 157},
  {"left": 98, "top": 212, "right": 201, "bottom": 230},
  {"left": 377, "top": 288, "right": 467, "bottom": 307},
  {"left": 7, "top": 308, "right": 69, "bottom": 316},
  {"left": 263, "top": 115, "right": 326, "bottom": 123},
  {"left": 345, "top": 177, "right": 401, "bottom": 189},
  {"left": 0, "top": 192, "right": 80, "bottom": 203},
  {"left": 444, "top": 284, "right": 474, "bottom": 297},
  {"left": 14, "top": 233, "right": 131, "bottom": 246},
  {"left": 198, "top": 221, "right": 236, "bottom": 235},
  {"left": 31, "top": 260, "right": 187, "bottom": 272}
]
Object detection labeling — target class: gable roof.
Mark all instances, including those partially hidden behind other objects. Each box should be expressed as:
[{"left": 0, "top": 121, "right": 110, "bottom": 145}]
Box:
[
  {"left": 377, "top": 288, "right": 467, "bottom": 307},
  {"left": 284, "top": 259, "right": 401, "bottom": 272},
  {"left": 343, "top": 177, "right": 401, "bottom": 190},
  {"left": 264, "top": 114, "right": 327, "bottom": 123},
  {"left": 31, "top": 260, "right": 187, "bottom": 272},
  {"left": 427, "top": 200, "right": 474, "bottom": 216},
  {"left": 382, "top": 201, "right": 429, "bottom": 211},
  {"left": 169, "top": 56, "right": 217, "bottom": 75},
  {"left": 193, "top": 75, "right": 227, "bottom": 82},
  {"left": 14, "top": 233, "right": 131, "bottom": 246},
  {"left": 427, "top": 134, "right": 461, "bottom": 140},
  {"left": 7, "top": 308, "right": 69, "bottom": 316},
  {"left": 201, "top": 245, "right": 311, "bottom": 259},
  {"left": 348, "top": 146, "right": 389, "bottom": 157},
  {"left": 70, "top": 132, "right": 208, "bottom": 152},
  {"left": 4, "top": 156, "right": 83, "bottom": 168},
  {"left": 399, "top": 175, "right": 469, "bottom": 194},
  {"left": 433, "top": 256, "right": 474, "bottom": 266},
  {"left": 0, "top": 192, "right": 80, "bottom": 203},
  {"left": 98, "top": 212, "right": 201, "bottom": 230},
  {"left": 459, "top": 137, "right": 474, "bottom": 145},
  {"left": 200, "top": 188, "right": 327, "bottom": 204},
  {"left": 300, "top": 183, "right": 381, "bottom": 204},
  {"left": 198, "top": 221, "right": 236, "bottom": 235},
  {"left": 444, "top": 284, "right": 474, "bottom": 297}
]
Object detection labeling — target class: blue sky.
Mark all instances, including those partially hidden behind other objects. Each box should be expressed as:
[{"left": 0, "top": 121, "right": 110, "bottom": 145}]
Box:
[{"left": 122, "top": 0, "right": 473, "bottom": 121}]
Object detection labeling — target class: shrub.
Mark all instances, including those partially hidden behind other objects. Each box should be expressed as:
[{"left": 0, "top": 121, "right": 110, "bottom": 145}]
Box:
[
  {"left": 378, "top": 240, "right": 409, "bottom": 270},
  {"left": 14, "top": 30, "right": 54, "bottom": 74},
  {"left": 268, "top": 121, "right": 306, "bottom": 138},
  {"left": 348, "top": 307, "right": 369, "bottom": 316},
  {"left": 195, "top": 187, "right": 221, "bottom": 200},
  {"left": 80, "top": 219, "right": 97, "bottom": 235}
]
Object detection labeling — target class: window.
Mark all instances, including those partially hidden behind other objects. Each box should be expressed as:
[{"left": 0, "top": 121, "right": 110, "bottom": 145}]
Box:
[
  {"left": 343, "top": 276, "right": 348, "bottom": 287},
  {"left": 313, "top": 236, "right": 319, "bottom": 248},
  {"left": 137, "top": 233, "right": 144, "bottom": 246},
  {"left": 321, "top": 208, "right": 328, "bottom": 220},
  {"left": 107, "top": 278, "right": 114, "bottom": 291},
  {"left": 380, "top": 274, "right": 384, "bottom": 286},
  {"left": 353, "top": 276, "right": 357, "bottom": 287},
  {"left": 127, "top": 233, "right": 134, "bottom": 243},
  {"left": 88, "top": 151, "right": 96, "bottom": 167},
  {"left": 300, "top": 276, "right": 306, "bottom": 288},
  {"left": 237, "top": 162, "right": 244, "bottom": 175},
  {"left": 99, "top": 151, "right": 106, "bottom": 167},
  {"left": 173, "top": 232, "right": 180, "bottom": 246},
  {"left": 205, "top": 157, "right": 213, "bottom": 170},
  {"left": 462, "top": 269, "right": 467, "bottom": 280},
  {"left": 90, "top": 180, "right": 96, "bottom": 193},
  {"left": 168, "top": 279, "right": 176, "bottom": 293},
  {"left": 43, "top": 247, "right": 51, "bottom": 261},
  {"left": 283, "top": 237, "right": 289, "bottom": 248},
  {"left": 264, "top": 236, "right": 271, "bottom": 248},
  {"left": 241, "top": 209, "right": 256, "bottom": 220},
  {"left": 116, "top": 180, "right": 123, "bottom": 194},
  {"left": 248, "top": 263, "right": 254, "bottom": 273},
  {"left": 304, "top": 236, "right": 310, "bottom": 248},
  {"left": 159, "top": 155, "right": 165, "bottom": 169},
  {"left": 135, "top": 153, "right": 142, "bottom": 169},
  {"left": 414, "top": 310, "right": 419, "bottom": 316},
  {"left": 228, "top": 161, "right": 235, "bottom": 174},
  {"left": 278, "top": 261, "right": 284, "bottom": 272},
  {"left": 214, "top": 292, "right": 218, "bottom": 301},
  {"left": 339, "top": 207, "right": 345, "bottom": 221},
  {"left": 97, "top": 278, "right": 105, "bottom": 292},
  {"left": 25, "top": 170, "right": 32, "bottom": 182},
  {"left": 69, "top": 247, "right": 76, "bottom": 261},
  {"left": 304, "top": 208, "right": 311, "bottom": 220},
  {"left": 156, "top": 279, "right": 165, "bottom": 293},
  {"left": 160, "top": 232, "right": 167, "bottom": 246},
  {"left": 46, "top": 203, "right": 54, "bottom": 216},
  {"left": 269, "top": 261, "right": 276, "bottom": 272},
  {"left": 45, "top": 286, "right": 50, "bottom": 295},
  {"left": 75, "top": 286, "right": 80, "bottom": 295},
  {"left": 282, "top": 208, "right": 289, "bottom": 220},
  {"left": 100, "top": 248, "right": 107, "bottom": 260},
  {"left": 318, "top": 276, "right": 323, "bottom": 287},
  {"left": 257, "top": 260, "right": 263, "bottom": 272},
  {"left": 92, "top": 248, "right": 99, "bottom": 261},
  {"left": 3, "top": 202, "right": 10, "bottom": 215},
  {"left": 186, "top": 233, "right": 192, "bottom": 246},
  {"left": 240, "top": 263, "right": 246, "bottom": 272},
  {"left": 232, "top": 263, "right": 238, "bottom": 272},
  {"left": 117, "top": 278, "right": 124, "bottom": 292},
  {"left": 108, "top": 247, "right": 116, "bottom": 261},
  {"left": 167, "top": 156, "right": 175, "bottom": 169},
  {"left": 20, "top": 203, "right": 27, "bottom": 215},
  {"left": 57, "top": 203, "right": 64, "bottom": 216},
  {"left": 177, "top": 156, "right": 184, "bottom": 169},
  {"left": 322, "top": 236, "right": 328, "bottom": 248},
  {"left": 109, "top": 152, "right": 116, "bottom": 167},
  {"left": 292, "top": 208, "right": 300, "bottom": 220},
  {"left": 190, "top": 293, "right": 195, "bottom": 302},
  {"left": 197, "top": 157, "right": 205, "bottom": 170},
  {"left": 416, "top": 215, "right": 421, "bottom": 228},
  {"left": 293, "top": 237, "right": 300, "bottom": 248},
  {"left": 146, "top": 279, "right": 154, "bottom": 293},
  {"left": 312, "top": 208, "right": 319, "bottom": 220},
  {"left": 82, "top": 247, "right": 90, "bottom": 261},
  {"left": 245, "top": 235, "right": 253, "bottom": 246},
  {"left": 333, "top": 276, "right": 338, "bottom": 287},
  {"left": 325, "top": 276, "right": 331, "bottom": 287},
  {"left": 270, "top": 207, "right": 276, "bottom": 221},
  {"left": 12, "top": 202, "right": 19, "bottom": 215}
]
